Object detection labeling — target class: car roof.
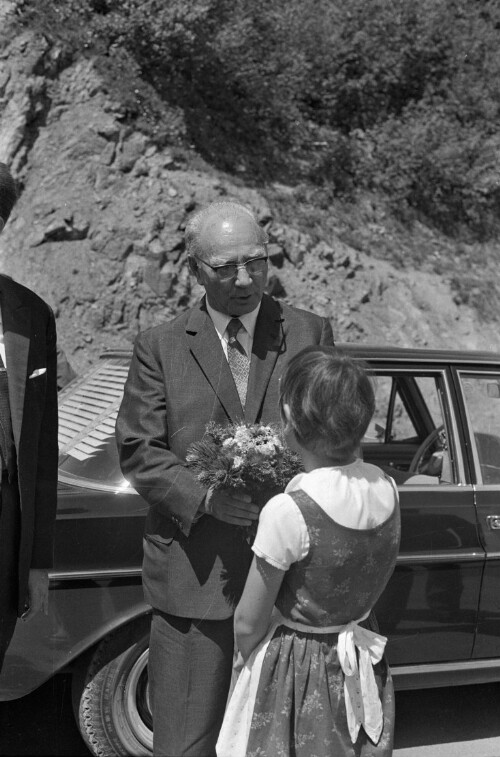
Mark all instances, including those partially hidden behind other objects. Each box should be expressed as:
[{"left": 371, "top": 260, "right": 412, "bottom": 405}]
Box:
[
  {"left": 337, "top": 343, "right": 500, "bottom": 365},
  {"left": 100, "top": 344, "right": 500, "bottom": 366}
]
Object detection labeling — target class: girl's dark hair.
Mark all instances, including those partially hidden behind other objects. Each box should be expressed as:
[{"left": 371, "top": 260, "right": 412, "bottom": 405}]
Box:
[
  {"left": 0, "top": 163, "right": 17, "bottom": 226},
  {"left": 279, "top": 346, "right": 375, "bottom": 456}
]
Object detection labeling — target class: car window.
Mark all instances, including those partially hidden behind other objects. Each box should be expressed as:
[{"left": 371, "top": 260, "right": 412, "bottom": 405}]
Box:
[
  {"left": 362, "top": 371, "right": 455, "bottom": 485},
  {"left": 365, "top": 376, "right": 417, "bottom": 443},
  {"left": 458, "top": 372, "right": 500, "bottom": 485},
  {"left": 58, "top": 357, "right": 130, "bottom": 489},
  {"left": 415, "top": 376, "right": 444, "bottom": 427}
]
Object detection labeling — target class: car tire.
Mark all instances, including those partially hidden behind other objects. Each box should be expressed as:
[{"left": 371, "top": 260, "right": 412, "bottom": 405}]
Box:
[{"left": 72, "top": 617, "right": 153, "bottom": 757}]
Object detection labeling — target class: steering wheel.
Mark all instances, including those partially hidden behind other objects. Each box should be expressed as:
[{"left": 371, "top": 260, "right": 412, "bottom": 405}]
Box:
[{"left": 409, "top": 425, "right": 445, "bottom": 474}]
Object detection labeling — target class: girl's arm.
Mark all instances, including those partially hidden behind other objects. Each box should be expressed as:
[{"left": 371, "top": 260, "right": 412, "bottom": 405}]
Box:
[{"left": 234, "top": 555, "right": 285, "bottom": 661}]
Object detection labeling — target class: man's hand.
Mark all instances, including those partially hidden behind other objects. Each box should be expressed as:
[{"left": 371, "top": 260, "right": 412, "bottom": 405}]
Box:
[
  {"left": 22, "top": 569, "right": 49, "bottom": 621},
  {"left": 205, "top": 487, "right": 259, "bottom": 526}
]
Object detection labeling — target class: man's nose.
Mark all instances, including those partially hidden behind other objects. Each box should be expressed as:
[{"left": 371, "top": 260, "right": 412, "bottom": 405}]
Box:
[{"left": 234, "top": 265, "right": 252, "bottom": 286}]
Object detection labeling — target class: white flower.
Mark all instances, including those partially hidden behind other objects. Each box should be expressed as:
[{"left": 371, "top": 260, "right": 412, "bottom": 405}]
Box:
[
  {"left": 234, "top": 426, "right": 252, "bottom": 445},
  {"left": 232, "top": 456, "right": 244, "bottom": 470},
  {"left": 257, "top": 442, "right": 276, "bottom": 456}
]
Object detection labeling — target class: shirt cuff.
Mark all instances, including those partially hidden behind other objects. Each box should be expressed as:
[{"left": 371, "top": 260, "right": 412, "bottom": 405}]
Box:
[{"left": 252, "top": 545, "right": 289, "bottom": 570}]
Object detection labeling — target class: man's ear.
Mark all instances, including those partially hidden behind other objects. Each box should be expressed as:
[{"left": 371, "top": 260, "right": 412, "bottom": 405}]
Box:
[
  {"left": 188, "top": 255, "right": 204, "bottom": 285},
  {"left": 188, "top": 255, "right": 198, "bottom": 276}
]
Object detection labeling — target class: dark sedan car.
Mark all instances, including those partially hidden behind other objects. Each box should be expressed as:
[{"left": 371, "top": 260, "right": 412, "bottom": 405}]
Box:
[{"left": 1, "top": 345, "right": 500, "bottom": 756}]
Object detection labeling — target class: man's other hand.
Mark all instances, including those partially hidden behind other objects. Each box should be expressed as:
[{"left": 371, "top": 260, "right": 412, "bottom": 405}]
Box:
[
  {"left": 23, "top": 569, "right": 49, "bottom": 620},
  {"left": 205, "top": 487, "right": 259, "bottom": 526}
]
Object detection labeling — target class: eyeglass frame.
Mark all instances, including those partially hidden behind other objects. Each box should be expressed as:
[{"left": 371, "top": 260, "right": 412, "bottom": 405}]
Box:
[{"left": 193, "top": 253, "right": 269, "bottom": 281}]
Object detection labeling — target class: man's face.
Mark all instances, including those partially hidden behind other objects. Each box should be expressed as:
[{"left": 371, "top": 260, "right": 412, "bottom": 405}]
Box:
[{"left": 191, "top": 213, "right": 268, "bottom": 316}]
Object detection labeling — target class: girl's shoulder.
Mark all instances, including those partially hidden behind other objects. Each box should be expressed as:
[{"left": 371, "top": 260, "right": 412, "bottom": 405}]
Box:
[
  {"left": 346, "top": 458, "right": 395, "bottom": 482},
  {"left": 260, "top": 490, "right": 305, "bottom": 521},
  {"left": 254, "top": 492, "right": 310, "bottom": 570},
  {"left": 296, "top": 463, "right": 397, "bottom": 530}
]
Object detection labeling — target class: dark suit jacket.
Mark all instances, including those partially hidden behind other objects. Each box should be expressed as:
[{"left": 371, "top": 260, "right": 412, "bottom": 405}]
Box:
[
  {"left": 0, "top": 275, "right": 58, "bottom": 615},
  {"left": 116, "top": 294, "right": 334, "bottom": 619}
]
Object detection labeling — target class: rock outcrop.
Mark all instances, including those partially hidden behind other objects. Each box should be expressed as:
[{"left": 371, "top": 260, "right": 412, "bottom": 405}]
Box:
[{"left": 1, "top": 16, "right": 499, "bottom": 374}]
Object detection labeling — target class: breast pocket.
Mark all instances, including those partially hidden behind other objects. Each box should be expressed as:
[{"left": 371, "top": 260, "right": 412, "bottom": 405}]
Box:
[
  {"left": 28, "top": 367, "right": 47, "bottom": 380},
  {"left": 26, "top": 369, "right": 47, "bottom": 409},
  {"left": 28, "top": 370, "right": 47, "bottom": 388}
]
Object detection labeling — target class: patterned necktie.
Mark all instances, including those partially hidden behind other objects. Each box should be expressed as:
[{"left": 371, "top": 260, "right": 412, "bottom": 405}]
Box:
[{"left": 226, "top": 318, "right": 250, "bottom": 407}]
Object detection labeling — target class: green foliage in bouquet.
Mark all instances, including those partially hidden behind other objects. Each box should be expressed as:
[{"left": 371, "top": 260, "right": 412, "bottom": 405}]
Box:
[{"left": 186, "top": 422, "right": 302, "bottom": 508}]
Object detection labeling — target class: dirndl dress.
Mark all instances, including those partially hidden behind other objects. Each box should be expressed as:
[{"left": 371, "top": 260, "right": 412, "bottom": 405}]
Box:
[{"left": 217, "top": 482, "right": 400, "bottom": 757}]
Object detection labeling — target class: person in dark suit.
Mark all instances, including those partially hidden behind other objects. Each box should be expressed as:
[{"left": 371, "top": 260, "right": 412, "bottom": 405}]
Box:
[
  {"left": 0, "top": 163, "right": 58, "bottom": 672},
  {"left": 116, "top": 200, "right": 334, "bottom": 756}
]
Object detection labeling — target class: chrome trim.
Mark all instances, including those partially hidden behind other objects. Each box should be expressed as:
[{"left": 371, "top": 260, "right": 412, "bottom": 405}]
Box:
[
  {"left": 393, "top": 658, "right": 500, "bottom": 675},
  {"left": 105, "top": 346, "right": 500, "bottom": 367},
  {"left": 50, "top": 555, "right": 488, "bottom": 579},
  {"left": 58, "top": 472, "right": 138, "bottom": 494},
  {"left": 399, "top": 483, "right": 472, "bottom": 491},
  {"left": 396, "top": 551, "right": 484, "bottom": 564},
  {"left": 487, "top": 515, "right": 500, "bottom": 530},
  {"left": 49, "top": 567, "right": 142, "bottom": 582},
  {"left": 392, "top": 656, "right": 500, "bottom": 691}
]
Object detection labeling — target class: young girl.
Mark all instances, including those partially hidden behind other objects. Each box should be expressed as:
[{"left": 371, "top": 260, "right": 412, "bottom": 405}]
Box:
[{"left": 217, "top": 347, "right": 400, "bottom": 757}]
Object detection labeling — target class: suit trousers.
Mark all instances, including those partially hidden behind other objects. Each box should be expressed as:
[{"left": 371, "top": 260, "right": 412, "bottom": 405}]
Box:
[
  {"left": 0, "top": 472, "right": 20, "bottom": 673},
  {"left": 149, "top": 609, "right": 234, "bottom": 757}
]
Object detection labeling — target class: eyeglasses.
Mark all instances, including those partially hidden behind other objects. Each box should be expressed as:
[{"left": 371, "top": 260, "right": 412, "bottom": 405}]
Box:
[{"left": 194, "top": 255, "right": 268, "bottom": 282}]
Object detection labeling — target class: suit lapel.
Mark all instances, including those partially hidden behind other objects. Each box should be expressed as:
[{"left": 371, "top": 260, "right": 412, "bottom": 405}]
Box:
[
  {"left": 186, "top": 299, "right": 244, "bottom": 421},
  {"left": 0, "top": 277, "right": 30, "bottom": 450},
  {"left": 245, "top": 295, "right": 284, "bottom": 423}
]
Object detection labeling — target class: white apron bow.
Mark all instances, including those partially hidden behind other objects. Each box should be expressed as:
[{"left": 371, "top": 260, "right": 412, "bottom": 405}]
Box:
[{"left": 337, "top": 619, "right": 387, "bottom": 743}]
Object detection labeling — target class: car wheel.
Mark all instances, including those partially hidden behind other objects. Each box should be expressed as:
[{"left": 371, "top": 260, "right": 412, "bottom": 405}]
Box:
[{"left": 72, "top": 619, "right": 153, "bottom": 757}]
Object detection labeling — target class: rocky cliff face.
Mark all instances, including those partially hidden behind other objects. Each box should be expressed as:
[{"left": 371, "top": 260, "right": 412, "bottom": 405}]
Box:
[{"left": 0, "top": 14, "right": 499, "bottom": 375}]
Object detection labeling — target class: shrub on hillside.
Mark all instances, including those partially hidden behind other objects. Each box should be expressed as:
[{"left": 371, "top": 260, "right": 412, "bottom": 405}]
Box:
[
  {"left": 11, "top": 0, "right": 500, "bottom": 238},
  {"left": 358, "top": 105, "right": 500, "bottom": 238}
]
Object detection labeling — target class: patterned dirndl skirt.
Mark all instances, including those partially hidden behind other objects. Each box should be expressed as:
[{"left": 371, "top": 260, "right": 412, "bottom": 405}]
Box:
[{"left": 216, "top": 613, "right": 395, "bottom": 757}]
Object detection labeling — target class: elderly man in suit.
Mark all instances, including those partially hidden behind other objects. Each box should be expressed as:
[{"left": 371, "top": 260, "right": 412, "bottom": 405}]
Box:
[
  {"left": 116, "top": 200, "right": 334, "bottom": 756},
  {"left": 0, "top": 163, "right": 58, "bottom": 672}
]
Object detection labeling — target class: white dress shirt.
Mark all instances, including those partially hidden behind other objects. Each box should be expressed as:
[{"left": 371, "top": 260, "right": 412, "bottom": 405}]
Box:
[{"left": 206, "top": 300, "right": 261, "bottom": 360}]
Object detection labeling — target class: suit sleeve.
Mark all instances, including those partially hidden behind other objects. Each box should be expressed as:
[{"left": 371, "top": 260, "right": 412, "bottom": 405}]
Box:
[
  {"left": 116, "top": 331, "right": 207, "bottom": 536},
  {"left": 31, "top": 306, "right": 58, "bottom": 568}
]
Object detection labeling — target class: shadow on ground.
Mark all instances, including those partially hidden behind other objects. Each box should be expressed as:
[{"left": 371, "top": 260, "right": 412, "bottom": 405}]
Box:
[
  {"left": 0, "top": 674, "right": 89, "bottom": 756},
  {"left": 395, "top": 682, "right": 500, "bottom": 749}
]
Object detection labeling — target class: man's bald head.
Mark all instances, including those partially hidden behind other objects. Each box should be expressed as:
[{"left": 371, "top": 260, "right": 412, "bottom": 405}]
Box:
[
  {"left": 186, "top": 200, "right": 270, "bottom": 316},
  {"left": 185, "top": 201, "right": 268, "bottom": 261}
]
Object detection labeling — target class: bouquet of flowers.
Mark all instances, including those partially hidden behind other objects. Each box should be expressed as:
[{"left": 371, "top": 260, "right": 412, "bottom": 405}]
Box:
[{"left": 186, "top": 422, "right": 303, "bottom": 542}]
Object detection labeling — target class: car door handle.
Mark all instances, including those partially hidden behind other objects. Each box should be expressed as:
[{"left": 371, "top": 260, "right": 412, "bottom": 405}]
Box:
[{"left": 486, "top": 515, "right": 500, "bottom": 530}]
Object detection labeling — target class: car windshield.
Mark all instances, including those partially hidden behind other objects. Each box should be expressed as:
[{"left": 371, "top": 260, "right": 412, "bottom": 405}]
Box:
[{"left": 58, "top": 356, "right": 130, "bottom": 489}]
